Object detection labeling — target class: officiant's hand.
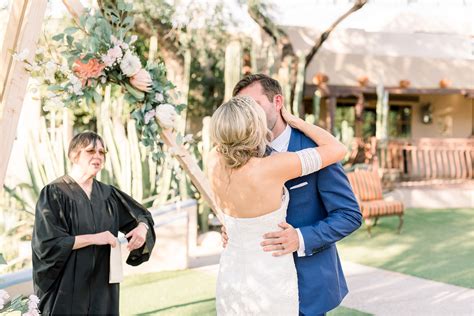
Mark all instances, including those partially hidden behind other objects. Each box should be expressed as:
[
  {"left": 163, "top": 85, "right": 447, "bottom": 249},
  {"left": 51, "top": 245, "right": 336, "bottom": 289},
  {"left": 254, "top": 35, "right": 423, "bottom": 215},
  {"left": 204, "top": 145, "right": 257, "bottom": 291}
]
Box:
[
  {"left": 125, "top": 223, "right": 147, "bottom": 251},
  {"left": 261, "top": 222, "right": 299, "bottom": 256}
]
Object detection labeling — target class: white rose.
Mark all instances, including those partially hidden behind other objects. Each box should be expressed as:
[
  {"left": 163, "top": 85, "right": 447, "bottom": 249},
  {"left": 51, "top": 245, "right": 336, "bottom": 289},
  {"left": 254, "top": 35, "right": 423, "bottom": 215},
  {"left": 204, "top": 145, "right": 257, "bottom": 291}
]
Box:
[
  {"left": 0, "top": 290, "right": 8, "bottom": 299},
  {"left": 155, "top": 103, "right": 177, "bottom": 129},
  {"left": 154, "top": 92, "right": 164, "bottom": 103},
  {"left": 129, "top": 35, "right": 138, "bottom": 44},
  {"left": 28, "top": 295, "right": 40, "bottom": 304},
  {"left": 120, "top": 51, "right": 141, "bottom": 77}
]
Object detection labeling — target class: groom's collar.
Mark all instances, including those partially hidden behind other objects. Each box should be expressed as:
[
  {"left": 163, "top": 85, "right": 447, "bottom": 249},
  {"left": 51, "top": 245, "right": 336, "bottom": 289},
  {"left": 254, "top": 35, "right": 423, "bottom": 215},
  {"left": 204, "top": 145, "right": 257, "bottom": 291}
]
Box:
[{"left": 271, "top": 124, "right": 291, "bottom": 152}]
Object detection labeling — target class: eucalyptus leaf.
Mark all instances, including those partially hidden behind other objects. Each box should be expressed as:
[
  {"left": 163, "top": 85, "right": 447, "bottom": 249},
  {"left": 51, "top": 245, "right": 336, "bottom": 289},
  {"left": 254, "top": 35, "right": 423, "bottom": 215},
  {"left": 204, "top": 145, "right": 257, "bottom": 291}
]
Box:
[
  {"left": 64, "top": 27, "right": 79, "bottom": 35},
  {"left": 52, "top": 33, "right": 64, "bottom": 42}
]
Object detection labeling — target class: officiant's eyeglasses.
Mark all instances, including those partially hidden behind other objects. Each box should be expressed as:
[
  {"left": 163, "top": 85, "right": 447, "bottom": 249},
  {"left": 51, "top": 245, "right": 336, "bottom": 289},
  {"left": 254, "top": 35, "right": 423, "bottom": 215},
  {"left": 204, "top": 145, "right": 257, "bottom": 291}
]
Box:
[{"left": 84, "top": 148, "right": 108, "bottom": 156}]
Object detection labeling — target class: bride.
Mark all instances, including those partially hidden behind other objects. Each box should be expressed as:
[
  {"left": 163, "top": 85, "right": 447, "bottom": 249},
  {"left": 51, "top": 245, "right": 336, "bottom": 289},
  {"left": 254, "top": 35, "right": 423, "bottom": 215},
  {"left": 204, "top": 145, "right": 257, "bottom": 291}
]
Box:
[{"left": 207, "top": 95, "right": 347, "bottom": 315}]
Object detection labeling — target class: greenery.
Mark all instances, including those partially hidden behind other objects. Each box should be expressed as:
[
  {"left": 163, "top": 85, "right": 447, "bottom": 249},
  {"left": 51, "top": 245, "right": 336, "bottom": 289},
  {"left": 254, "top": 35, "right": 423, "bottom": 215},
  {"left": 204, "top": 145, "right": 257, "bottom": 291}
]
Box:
[
  {"left": 20, "top": 0, "right": 184, "bottom": 161},
  {"left": 121, "top": 269, "right": 370, "bottom": 316},
  {"left": 338, "top": 208, "right": 474, "bottom": 288}
]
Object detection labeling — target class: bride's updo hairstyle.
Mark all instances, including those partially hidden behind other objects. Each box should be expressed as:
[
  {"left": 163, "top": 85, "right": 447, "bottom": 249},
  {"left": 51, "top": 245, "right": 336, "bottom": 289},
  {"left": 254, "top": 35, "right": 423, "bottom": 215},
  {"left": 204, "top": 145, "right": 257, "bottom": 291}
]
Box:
[{"left": 210, "top": 95, "right": 272, "bottom": 169}]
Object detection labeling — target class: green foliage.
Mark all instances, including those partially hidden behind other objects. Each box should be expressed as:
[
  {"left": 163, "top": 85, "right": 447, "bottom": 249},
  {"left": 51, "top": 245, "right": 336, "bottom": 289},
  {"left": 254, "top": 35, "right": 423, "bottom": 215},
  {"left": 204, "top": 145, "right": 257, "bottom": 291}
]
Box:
[{"left": 27, "top": 0, "right": 184, "bottom": 161}]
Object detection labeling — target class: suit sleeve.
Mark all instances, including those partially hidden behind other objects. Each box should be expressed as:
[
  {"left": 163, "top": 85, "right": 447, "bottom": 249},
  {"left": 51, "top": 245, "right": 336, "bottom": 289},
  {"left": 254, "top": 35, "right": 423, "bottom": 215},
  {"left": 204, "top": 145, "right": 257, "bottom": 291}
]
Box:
[{"left": 298, "top": 162, "right": 362, "bottom": 256}]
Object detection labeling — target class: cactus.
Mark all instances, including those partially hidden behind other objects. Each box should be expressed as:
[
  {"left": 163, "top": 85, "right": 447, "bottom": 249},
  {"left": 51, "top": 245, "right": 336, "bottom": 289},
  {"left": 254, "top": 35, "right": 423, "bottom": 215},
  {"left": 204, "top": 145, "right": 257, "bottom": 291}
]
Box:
[
  {"left": 224, "top": 40, "right": 242, "bottom": 101},
  {"left": 292, "top": 52, "right": 305, "bottom": 118}
]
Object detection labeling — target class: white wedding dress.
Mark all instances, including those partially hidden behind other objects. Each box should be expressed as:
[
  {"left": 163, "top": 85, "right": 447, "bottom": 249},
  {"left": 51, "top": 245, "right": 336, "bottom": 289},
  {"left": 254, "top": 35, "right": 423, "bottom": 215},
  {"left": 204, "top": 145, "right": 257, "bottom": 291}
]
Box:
[{"left": 216, "top": 186, "right": 299, "bottom": 315}]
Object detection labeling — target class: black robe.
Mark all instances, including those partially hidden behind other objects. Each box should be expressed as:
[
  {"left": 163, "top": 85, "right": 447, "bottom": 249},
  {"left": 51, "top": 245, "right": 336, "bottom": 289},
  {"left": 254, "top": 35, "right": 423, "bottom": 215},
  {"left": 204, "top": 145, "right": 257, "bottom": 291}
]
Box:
[{"left": 32, "top": 175, "right": 156, "bottom": 315}]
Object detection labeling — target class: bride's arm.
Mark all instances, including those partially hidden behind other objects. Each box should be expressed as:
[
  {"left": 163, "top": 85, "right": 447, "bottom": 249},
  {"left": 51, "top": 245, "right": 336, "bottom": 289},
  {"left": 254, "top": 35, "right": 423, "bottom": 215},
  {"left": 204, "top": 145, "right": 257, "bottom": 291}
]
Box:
[
  {"left": 266, "top": 108, "right": 347, "bottom": 182},
  {"left": 282, "top": 107, "right": 347, "bottom": 168}
]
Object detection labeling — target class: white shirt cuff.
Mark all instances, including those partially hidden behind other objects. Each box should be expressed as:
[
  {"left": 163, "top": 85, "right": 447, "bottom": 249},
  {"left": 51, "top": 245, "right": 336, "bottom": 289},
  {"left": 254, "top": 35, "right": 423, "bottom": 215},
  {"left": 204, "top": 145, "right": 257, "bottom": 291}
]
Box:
[{"left": 296, "top": 228, "right": 306, "bottom": 257}]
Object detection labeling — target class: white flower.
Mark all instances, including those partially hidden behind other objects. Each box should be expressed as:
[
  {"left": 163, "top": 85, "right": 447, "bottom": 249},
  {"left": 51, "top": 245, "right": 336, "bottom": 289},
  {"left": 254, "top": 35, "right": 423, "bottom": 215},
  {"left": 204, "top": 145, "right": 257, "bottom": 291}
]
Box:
[
  {"left": 0, "top": 289, "right": 10, "bottom": 309},
  {"left": 129, "top": 35, "right": 138, "bottom": 44},
  {"left": 68, "top": 74, "right": 83, "bottom": 96},
  {"left": 102, "top": 45, "right": 122, "bottom": 67},
  {"left": 120, "top": 50, "right": 141, "bottom": 77},
  {"left": 101, "top": 77, "right": 107, "bottom": 84},
  {"left": 60, "top": 63, "right": 70, "bottom": 74},
  {"left": 120, "top": 42, "right": 129, "bottom": 50},
  {"left": 22, "top": 310, "right": 40, "bottom": 316},
  {"left": 44, "top": 61, "right": 57, "bottom": 82},
  {"left": 27, "top": 300, "right": 38, "bottom": 310},
  {"left": 13, "top": 49, "right": 29, "bottom": 62},
  {"left": 144, "top": 109, "right": 156, "bottom": 124},
  {"left": 154, "top": 92, "right": 164, "bottom": 103},
  {"left": 28, "top": 295, "right": 40, "bottom": 305},
  {"left": 155, "top": 103, "right": 177, "bottom": 129},
  {"left": 183, "top": 134, "right": 194, "bottom": 143},
  {"left": 44, "top": 96, "right": 65, "bottom": 112},
  {"left": 35, "top": 47, "right": 45, "bottom": 55}
]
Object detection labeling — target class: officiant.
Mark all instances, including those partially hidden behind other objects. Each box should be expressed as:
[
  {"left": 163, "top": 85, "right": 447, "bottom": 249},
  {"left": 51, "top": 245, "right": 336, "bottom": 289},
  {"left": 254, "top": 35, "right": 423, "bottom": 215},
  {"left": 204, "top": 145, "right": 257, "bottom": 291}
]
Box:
[{"left": 31, "top": 131, "right": 156, "bottom": 315}]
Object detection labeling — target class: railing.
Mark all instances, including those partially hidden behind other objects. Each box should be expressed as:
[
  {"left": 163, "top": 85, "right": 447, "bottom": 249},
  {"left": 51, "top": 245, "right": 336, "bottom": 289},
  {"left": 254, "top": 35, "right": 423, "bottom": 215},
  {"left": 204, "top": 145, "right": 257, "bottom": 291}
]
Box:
[{"left": 379, "top": 138, "right": 474, "bottom": 182}]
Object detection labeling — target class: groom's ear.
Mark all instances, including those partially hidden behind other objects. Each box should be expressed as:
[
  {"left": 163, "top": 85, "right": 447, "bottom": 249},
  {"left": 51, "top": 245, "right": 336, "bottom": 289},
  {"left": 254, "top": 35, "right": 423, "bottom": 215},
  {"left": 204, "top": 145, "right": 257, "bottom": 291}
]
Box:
[{"left": 273, "top": 94, "right": 284, "bottom": 111}]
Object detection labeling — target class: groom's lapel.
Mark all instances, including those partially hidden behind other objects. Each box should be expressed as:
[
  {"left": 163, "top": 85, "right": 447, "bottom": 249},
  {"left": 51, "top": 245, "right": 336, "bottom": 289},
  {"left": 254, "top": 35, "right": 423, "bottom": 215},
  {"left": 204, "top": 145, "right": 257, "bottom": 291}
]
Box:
[{"left": 287, "top": 128, "right": 302, "bottom": 153}]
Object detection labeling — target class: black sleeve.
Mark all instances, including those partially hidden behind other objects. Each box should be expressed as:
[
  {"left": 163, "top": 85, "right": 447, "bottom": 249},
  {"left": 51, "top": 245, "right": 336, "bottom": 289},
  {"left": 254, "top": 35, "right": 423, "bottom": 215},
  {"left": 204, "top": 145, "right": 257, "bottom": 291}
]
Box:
[
  {"left": 111, "top": 187, "right": 156, "bottom": 266},
  {"left": 32, "top": 185, "right": 75, "bottom": 292}
]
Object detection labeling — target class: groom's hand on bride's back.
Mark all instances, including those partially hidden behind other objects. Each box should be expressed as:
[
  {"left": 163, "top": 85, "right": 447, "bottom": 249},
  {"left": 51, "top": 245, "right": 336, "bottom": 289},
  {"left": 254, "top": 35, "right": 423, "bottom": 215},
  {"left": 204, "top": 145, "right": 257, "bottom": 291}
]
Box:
[
  {"left": 261, "top": 222, "right": 299, "bottom": 256},
  {"left": 221, "top": 225, "right": 228, "bottom": 248}
]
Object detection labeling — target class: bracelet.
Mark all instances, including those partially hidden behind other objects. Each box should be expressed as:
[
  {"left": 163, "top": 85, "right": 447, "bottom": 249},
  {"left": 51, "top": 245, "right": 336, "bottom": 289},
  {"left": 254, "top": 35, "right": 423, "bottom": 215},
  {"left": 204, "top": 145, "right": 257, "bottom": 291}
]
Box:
[{"left": 139, "top": 222, "right": 149, "bottom": 230}]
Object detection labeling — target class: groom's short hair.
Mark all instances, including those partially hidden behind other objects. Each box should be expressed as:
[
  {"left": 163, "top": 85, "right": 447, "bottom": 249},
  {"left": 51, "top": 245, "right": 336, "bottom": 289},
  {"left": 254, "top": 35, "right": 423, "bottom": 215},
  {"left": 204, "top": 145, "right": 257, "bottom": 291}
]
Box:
[{"left": 233, "top": 74, "right": 282, "bottom": 102}]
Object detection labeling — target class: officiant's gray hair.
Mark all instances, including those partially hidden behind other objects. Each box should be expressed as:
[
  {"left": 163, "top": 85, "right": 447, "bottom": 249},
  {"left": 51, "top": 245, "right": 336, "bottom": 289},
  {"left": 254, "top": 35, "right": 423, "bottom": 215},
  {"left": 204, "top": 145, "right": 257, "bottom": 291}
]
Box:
[
  {"left": 210, "top": 95, "right": 272, "bottom": 169},
  {"left": 68, "top": 131, "right": 106, "bottom": 162}
]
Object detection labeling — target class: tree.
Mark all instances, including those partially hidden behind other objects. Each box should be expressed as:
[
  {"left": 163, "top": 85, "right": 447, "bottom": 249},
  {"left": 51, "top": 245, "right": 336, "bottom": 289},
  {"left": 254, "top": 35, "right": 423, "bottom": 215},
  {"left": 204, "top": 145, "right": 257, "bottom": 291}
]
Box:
[{"left": 248, "top": 0, "right": 368, "bottom": 120}]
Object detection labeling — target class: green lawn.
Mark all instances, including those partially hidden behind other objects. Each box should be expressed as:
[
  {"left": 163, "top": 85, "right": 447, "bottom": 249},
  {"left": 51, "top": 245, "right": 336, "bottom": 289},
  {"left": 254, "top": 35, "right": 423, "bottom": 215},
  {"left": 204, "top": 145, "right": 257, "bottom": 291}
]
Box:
[
  {"left": 121, "top": 270, "right": 369, "bottom": 315},
  {"left": 337, "top": 208, "right": 474, "bottom": 288},
  {"left": 120, "top": 207, "right": 473, "bottom": 315}
]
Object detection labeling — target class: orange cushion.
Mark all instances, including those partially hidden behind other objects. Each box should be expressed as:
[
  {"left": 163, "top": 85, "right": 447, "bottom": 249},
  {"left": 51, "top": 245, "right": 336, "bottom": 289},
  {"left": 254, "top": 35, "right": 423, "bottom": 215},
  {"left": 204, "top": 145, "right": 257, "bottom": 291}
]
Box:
[
  {"left": 360, "top": 200, "right": 404, "bottom": 218},
  {"left": 347, "top": 170, "right": 383, "bottom": 201}
]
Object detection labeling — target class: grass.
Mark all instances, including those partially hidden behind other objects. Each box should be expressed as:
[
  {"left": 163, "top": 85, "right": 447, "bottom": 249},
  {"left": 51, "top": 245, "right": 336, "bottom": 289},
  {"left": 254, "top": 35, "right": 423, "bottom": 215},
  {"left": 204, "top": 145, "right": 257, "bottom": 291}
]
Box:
[
  {"left": 337, "top": 208, "right": 474, "bottom": 288},
  {"left": 121, "top": 269, "right": 370, "bottom": 315}
]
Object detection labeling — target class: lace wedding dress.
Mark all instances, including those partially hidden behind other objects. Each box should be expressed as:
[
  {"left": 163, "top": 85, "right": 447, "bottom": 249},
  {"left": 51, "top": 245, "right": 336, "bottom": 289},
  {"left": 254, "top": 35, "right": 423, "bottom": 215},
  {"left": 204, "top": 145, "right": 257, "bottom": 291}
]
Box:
[{"left": 216, "top": 187, "right": 298, "bottom": 315}]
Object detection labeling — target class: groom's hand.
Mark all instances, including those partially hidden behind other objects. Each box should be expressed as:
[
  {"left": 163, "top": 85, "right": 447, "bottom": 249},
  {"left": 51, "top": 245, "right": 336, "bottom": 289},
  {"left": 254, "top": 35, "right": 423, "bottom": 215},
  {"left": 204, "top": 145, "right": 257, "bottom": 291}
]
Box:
[{"left": 261, "top": 222, "right": 299, "bottom": 257}]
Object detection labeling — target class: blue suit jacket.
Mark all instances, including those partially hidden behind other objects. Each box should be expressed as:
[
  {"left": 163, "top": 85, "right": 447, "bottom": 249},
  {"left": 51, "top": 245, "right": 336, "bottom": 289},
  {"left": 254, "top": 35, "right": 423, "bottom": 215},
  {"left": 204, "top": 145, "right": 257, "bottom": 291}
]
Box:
[{"left": 285, "top": 128, "right": 362, "bottom": 315}]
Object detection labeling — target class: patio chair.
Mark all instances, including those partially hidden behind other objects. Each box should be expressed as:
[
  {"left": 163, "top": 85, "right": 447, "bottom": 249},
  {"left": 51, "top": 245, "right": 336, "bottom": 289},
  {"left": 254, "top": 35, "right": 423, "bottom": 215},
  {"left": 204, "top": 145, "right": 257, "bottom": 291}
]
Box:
[{"left": 347, "top": 169, "right": 404, "bottom": 236}]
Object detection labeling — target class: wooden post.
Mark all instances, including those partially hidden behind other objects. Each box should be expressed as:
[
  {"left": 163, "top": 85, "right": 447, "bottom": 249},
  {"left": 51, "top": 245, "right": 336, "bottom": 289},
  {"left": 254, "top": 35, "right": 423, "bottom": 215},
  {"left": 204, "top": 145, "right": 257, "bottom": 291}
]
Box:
[
  {"left": 160, "top": 129, "right": 222, "bottom": 222},
  {"left": 327, "top": 96, "right": 337, "bottom": 135},
  {"left": 0, "top": 0, "right": 29, "bottom": 102},
  {"left": 354, "top": 93, "right": 365, "bottom": 137},
  {"left": 0, "top": 0, "right": 48, "bottom": 190}
]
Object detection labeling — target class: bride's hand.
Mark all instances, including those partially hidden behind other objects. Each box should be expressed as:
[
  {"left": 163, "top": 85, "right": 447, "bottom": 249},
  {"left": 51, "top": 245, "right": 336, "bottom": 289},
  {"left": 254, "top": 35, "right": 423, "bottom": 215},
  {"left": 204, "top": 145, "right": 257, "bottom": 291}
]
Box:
[{"left": 281, "top": 106, "right": 301, "bottom": 129}]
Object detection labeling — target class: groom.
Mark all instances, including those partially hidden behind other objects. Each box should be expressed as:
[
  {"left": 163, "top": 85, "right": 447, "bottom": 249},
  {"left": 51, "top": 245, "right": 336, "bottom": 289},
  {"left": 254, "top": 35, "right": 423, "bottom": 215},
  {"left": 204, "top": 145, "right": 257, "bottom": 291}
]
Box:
[{"left": 224, "top": 74, "right": 362, "bottom": 315}]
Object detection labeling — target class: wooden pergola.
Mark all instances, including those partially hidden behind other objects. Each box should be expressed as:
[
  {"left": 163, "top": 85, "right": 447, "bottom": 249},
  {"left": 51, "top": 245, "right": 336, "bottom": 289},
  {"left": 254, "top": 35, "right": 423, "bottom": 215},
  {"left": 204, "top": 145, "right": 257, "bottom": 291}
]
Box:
[{"left": 0, "top": 0, "right": 219, "bottom": 217}]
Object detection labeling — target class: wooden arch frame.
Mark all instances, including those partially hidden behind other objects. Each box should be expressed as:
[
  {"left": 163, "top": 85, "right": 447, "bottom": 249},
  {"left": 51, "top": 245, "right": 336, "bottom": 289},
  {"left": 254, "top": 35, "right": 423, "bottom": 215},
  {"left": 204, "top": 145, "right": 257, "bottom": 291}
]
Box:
[{"left": 0, "top": 0, "right": 219, "bottom": 218}]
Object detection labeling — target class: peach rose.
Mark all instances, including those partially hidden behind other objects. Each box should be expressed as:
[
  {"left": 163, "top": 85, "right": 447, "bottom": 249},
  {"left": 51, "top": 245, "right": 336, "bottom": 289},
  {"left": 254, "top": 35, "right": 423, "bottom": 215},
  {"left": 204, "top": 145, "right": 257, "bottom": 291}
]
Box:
[
  {"left": 73, "top": 58, "right": 105, "bottom": 86},
  {"left": 130, "top": 69, "right": 152, "bottom": 92}
]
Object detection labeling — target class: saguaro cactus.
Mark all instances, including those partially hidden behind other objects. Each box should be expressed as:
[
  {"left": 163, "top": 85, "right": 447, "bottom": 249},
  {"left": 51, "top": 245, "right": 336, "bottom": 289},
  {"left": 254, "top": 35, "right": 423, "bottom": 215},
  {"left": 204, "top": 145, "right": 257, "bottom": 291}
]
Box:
[{"left": 224, "top": 40, "right": 242, "bottom": 101}]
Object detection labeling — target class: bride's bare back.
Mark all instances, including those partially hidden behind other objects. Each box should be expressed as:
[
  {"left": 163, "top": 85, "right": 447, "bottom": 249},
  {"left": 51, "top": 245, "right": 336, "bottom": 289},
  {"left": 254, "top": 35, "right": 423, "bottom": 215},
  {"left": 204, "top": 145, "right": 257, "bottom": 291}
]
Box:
[{"left": 208, "top": 150, "right": 288, "bottom": 218}]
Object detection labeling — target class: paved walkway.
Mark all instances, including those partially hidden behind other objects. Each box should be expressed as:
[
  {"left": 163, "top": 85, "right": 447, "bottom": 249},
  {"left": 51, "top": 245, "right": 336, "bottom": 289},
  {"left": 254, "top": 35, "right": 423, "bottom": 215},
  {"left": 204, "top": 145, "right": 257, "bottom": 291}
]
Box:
[{"left": 194, "top": 261, "right": 474, "bottom": 316}]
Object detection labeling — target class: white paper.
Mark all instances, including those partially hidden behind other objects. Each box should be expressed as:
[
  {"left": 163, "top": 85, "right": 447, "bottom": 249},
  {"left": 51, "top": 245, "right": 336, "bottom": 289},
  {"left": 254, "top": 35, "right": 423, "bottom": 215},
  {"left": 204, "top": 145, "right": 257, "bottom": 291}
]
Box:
[{"left": 109, "top": 238, "right": 123, "bottom": 283}]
